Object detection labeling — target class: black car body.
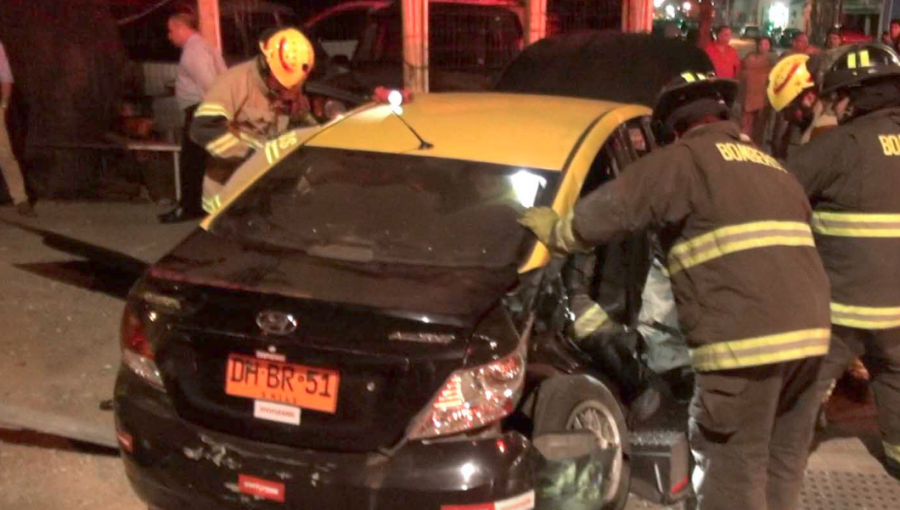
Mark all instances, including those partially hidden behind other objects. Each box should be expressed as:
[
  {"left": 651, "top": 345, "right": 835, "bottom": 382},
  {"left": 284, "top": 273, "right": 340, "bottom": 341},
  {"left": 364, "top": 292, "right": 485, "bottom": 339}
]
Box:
[{"left": 115, "top": 36, "right": 698, "bottom": 510}]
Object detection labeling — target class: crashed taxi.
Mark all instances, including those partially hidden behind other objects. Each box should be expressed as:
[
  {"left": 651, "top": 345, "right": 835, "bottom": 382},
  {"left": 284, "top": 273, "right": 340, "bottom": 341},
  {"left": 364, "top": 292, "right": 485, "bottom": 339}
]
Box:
[{"left": 114, "top": 91, "right": 691, "bottom": 510}]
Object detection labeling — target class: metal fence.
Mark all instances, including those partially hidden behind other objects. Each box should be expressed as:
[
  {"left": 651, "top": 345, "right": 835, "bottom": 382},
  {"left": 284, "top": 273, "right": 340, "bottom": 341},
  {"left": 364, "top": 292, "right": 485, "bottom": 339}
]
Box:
[
  {"left": 428, "top": 5, "right": 525, "bottom": 74},
  {"left": 547, "top": 0, "right": 623, "bottom": 36}
]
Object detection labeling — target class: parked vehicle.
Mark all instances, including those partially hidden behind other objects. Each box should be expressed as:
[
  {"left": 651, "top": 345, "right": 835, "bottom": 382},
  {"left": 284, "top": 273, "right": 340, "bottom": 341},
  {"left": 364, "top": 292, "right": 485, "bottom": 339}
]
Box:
[
  {"left": 114, "top": 34, "right": 700, "bottom": 510},
  {"left": 740, "top": 24, "right": 762, "bottom": 39},
  {"left": 310, "top": 0, "right": 525, "bottom": 93},
  {"left": 303, "top": 0, "right": 390, "bottom": 61},
  {"left": 838, "top": 29, "right": 873, "bottom": 45}
]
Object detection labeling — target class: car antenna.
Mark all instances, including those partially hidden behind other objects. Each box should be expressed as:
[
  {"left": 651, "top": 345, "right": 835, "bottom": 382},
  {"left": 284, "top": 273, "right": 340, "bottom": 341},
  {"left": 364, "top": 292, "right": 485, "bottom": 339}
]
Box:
[{"left": 387, "top": 90, "right": 433, "bottom": 150}]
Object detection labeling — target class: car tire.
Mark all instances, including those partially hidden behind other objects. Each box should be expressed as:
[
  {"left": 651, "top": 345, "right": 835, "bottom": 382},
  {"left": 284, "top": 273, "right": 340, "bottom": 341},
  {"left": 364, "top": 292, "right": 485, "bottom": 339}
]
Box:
[{"left": 532, "top": 375, "right": 630, "bottom": 510}]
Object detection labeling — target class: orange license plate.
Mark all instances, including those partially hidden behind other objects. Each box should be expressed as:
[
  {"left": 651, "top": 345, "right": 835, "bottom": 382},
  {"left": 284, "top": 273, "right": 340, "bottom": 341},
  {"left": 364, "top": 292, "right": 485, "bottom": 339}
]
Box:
[{"left": 225, "top": 354, "right": 340, "bottom": 414}]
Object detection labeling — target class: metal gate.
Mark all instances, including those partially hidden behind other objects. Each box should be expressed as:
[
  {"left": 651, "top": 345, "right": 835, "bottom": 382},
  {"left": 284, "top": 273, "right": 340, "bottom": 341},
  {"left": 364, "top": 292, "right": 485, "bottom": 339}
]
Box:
[{"left": 548, "top": 0, "right": 623, "bottom": 36}]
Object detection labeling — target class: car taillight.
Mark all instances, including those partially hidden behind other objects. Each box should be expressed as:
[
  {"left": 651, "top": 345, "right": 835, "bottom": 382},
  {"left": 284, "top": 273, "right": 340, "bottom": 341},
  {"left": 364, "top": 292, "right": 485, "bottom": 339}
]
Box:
[
  {"left": 408, "top": 348, "right": 525, "bottom": 440},
  {"left": 120, "top": 306, "right": 164, "bottom": 389}
]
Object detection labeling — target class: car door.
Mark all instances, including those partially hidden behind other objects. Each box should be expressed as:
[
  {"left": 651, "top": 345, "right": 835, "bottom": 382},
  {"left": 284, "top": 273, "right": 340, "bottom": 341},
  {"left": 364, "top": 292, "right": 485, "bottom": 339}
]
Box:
[{"left": 565, "top": 120, "right": 652, "bottom": 330}]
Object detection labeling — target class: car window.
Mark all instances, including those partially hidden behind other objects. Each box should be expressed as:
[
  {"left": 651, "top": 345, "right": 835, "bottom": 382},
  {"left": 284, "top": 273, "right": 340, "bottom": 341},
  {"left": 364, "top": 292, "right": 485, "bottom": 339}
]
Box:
[
  {"left": 313, "top": 10, "right": 370, "bottom": 42},
  {"left": 571, "top": 129, "right": 651, "bottom": 326},
  {"left": 211, "top": 148, "right": 560, "bottom": 268},
  {"left": 580, "top": 144, "right": 620, "bottom": 198},
  {"left": 624, "top": 117, "right": 653, "bottom": 159}
]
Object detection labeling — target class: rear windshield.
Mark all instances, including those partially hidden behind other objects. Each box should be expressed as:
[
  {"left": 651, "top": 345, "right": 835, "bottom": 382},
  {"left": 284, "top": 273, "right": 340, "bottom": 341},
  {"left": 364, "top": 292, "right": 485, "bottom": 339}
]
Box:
[{"left": 210, "top": 148, "right": 558, "bottom": 268}]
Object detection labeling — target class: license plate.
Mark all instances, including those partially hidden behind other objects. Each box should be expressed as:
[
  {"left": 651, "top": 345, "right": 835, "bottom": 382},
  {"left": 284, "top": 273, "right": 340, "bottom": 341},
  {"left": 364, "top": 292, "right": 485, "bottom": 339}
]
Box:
[{"left": 225, "top": 354, "right": 340, "bottom": 414}]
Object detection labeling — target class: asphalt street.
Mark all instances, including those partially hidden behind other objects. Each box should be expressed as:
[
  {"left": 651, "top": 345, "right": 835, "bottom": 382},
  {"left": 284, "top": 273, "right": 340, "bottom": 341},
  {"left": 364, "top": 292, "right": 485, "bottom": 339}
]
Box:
[{"left": 0, "top": 201, "right": 897, "bottom": 510}]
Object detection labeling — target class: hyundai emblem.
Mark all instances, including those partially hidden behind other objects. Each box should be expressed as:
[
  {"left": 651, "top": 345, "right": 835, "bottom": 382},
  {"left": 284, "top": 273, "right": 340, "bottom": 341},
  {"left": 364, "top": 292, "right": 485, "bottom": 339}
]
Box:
[{"left": 256, "top": 311, "right": 298, "bottom": 336}]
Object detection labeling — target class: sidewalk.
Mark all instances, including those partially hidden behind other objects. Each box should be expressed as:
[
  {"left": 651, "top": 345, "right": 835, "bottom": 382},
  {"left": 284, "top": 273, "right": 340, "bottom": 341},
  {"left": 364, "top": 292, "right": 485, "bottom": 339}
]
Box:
[{"left": 0, "top": 201, "right": 195, "bottom": 510}]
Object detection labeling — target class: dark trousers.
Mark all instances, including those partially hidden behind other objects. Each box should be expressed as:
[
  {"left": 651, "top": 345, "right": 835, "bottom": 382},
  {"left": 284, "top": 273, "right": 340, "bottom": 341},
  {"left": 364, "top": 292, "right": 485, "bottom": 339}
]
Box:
[
  {"left": 816, "top": 325, "right": 900, "bottom": 468},
  {"left": 689, "top": 357, "right": 823, "bottom": 510},
  {"left": 178, "top": 105, "right": 207, "bottom": 213}
]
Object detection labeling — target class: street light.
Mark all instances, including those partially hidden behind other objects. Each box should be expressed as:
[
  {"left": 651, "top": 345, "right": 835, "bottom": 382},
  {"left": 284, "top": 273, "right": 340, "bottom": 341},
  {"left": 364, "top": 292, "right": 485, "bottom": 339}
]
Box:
[
  {"left": 769, "top": 2, "right": 789, "bottom": 30},
  {"left": 654, "top": 0, "right": 665, "bottom": 8},
  {"left": 683, "top": 1, "right": 692, "bottom": 11}
]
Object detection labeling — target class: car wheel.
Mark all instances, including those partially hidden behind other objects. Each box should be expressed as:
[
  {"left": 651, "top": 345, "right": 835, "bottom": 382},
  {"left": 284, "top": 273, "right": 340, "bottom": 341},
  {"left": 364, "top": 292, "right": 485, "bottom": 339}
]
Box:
[{"left": 533, "top": 376, "right": 630, "bottom": 510}]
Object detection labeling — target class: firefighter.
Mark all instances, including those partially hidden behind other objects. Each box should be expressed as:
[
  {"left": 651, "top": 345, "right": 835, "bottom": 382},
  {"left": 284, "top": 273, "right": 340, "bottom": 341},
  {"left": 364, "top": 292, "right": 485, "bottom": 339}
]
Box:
[
  {"left": 562, "top": 247, "right": 661, "bottom": 421},
  {"left": 520, "top": 71, "right": 831, "bottom": 510},
  {"left": 785, "top": 43, "right": 900, "bottom": 479},
  {"left": 768, "top": 53, "right": 842, "bottom": 144},
  {"left": 190, "top": 27, "right": 318, "bottom": 213}
]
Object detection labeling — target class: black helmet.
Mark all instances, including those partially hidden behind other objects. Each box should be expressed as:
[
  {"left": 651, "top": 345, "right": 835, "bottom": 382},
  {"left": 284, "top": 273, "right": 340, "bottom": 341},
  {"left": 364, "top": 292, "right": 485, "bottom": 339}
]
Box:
[
  {"left": 821, "top": 43, "right": 900, "bottom": 93},
  {"left": 652, "top": 71, "right": 738, "bottom": 142}
]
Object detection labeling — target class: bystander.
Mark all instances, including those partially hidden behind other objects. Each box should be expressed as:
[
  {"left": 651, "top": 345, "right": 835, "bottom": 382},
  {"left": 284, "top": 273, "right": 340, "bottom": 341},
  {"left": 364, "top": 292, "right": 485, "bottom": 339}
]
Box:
[
  {"left": 158, "top": 13, "right": 227, "bottom": 224},
  {"left": 703, "top": 26, "right": 741, "bottom": 79},
  {"left": 0, "top": 38, "right": 33, "bottom": 217},
  {"left": 741, "top": 37, "right": 776, "bottom": 144}
]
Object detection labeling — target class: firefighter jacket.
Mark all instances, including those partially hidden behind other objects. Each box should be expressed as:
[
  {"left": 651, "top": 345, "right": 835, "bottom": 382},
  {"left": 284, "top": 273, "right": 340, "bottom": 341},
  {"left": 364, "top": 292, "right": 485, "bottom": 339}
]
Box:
[
  {"left": 190, "top": 59, "right": 317, "bottom": 161},
  {"left": 789, "top": 107, "right": 900, "bottom": 330},
  {"left": 570, "top": 121, "right": 831, "bottom": 372}
]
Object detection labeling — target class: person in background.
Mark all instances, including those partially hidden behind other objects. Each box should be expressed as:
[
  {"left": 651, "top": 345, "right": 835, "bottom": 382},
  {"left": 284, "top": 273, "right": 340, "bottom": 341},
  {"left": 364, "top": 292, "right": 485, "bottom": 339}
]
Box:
[
  {"left": 890, "top": 19, "right": 900, "bottom": 51},
  {"left": 825, "top": 29, "right": 843, "bottom": 50},
  {"left": 158, "top": 12, "right": 227, "bottom": 223},
  {"left": 703, "top": 26, "right": 741, "bottom": 79},
  {"left": 882, "top": 31, "right": 893, "bottom": 46},
  {"left": 0, "top": 38, "right": 34, "bottom": 217},
  {"left": 742, "top": 37, "right": 776, "bottom": 144},
  {"left": 789, "top": 32, "right": 820, "bottom": 56}
]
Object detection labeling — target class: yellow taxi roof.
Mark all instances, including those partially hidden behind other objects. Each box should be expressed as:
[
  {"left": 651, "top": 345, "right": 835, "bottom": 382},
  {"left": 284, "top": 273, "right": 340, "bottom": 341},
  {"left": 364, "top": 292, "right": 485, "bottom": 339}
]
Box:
[{"left": 307, "top": 93, "right": 646, "bottom": 171}]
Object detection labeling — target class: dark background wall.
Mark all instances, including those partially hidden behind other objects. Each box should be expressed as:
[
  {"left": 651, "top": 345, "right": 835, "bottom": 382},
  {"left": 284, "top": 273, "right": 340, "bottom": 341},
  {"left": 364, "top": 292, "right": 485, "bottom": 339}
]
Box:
[{"left": 0, "top": 0, "right": 128, "bottom": 198}]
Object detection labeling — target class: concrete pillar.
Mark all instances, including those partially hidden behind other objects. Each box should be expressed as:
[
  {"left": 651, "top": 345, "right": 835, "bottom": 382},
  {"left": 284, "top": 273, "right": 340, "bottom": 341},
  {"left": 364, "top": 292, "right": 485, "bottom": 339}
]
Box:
[
  {"left": 526, "top": 0, "right": 549, "bottom": 45},
  {"left": 197, "top": 0, "right": 222, "bottom": 52},
  {"left": 622, "top": 0, "right": 654, "bottom": 33},
  {"left": 402, "top": 0, "right": 429, "bottom": 93}
]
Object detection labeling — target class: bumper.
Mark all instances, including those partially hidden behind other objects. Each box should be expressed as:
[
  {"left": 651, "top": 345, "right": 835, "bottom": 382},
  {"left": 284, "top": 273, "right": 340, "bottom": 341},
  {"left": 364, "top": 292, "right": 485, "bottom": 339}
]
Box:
[{"left": 115, "top": 370, "right": 535, "bottom": 510}]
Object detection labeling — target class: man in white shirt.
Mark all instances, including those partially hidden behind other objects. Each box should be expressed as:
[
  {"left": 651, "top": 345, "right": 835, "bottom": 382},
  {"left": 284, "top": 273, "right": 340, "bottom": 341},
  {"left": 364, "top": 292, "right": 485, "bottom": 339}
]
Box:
[
  {"left": 159, "top": 13, "right": 227, "bottom": 223},
  {"left": 0, "top": 39, "right": 34, "bottom": 217}
]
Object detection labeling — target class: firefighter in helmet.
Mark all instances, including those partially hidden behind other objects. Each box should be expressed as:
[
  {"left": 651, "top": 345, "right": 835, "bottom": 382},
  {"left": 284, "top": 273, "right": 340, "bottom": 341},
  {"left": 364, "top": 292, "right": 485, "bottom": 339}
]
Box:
[
  {"left": 520, "top": 70, "right": 831, "bottom": 509},
  {"left": 786, "top": 43, "right": 900, "bottom": 479},
  {"left": 190, "top": 27, "right": 318, "bottom": 213}
]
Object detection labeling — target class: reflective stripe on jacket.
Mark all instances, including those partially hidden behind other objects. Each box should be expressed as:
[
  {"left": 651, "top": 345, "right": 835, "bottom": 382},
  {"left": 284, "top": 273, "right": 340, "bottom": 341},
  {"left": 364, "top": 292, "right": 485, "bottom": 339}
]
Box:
[
  {"left": 190, "top": 59, "right": 315, "bottom": 160},
  {"left": 571, "top": 121, "right": 831, "bottom": 372},
  {"left": 790, "top": 107, "right": 900, "bottom": 329}
]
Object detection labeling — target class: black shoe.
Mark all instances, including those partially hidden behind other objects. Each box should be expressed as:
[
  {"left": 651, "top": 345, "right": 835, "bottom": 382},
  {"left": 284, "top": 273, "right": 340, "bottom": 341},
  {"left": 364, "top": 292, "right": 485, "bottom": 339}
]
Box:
[
  {"left": 158, "top": 206, "right": 204, "bottom": 224},
  {"left": 16, "top": 202, "right": 36, "bottom": 217}
]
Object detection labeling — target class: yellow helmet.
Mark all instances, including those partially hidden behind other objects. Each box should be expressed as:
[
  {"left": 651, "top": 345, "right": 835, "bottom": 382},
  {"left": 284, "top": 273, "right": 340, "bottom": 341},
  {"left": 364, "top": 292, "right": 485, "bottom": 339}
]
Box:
[
  {"left": 767, "top": 54, "right": 814, "bottom": 112},
  {"left": 259, "top": 28, "right": 315, "bottom": 89}
]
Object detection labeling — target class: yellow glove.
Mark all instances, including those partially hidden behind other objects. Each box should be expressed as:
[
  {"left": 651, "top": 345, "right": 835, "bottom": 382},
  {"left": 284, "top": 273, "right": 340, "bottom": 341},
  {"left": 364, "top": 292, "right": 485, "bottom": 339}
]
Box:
[
  {"left": 518, "top": 207, "right": 560, "bottom": 245},
  {"left": 519, "top": 207, "right": 588, "bottom": 253}
]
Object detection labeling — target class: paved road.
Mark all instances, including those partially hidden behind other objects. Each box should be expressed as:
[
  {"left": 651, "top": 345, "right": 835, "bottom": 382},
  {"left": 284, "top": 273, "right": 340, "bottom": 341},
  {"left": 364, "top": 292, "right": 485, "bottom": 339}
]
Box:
[{"left": 1, "top": 202, "right": 897, "bottom": 510}]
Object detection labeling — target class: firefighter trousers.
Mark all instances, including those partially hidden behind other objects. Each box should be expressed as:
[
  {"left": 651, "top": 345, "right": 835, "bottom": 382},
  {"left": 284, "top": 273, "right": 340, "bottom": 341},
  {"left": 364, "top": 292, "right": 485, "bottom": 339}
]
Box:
[
  {"left": 816, "top": 325, "right": 900, "bottom": 471},
  {"left": 0, "top": 112, "right": 27, "bottom": 205},
  {"left": 689, "top": 357, "right": 823, "bottom": 510}
]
